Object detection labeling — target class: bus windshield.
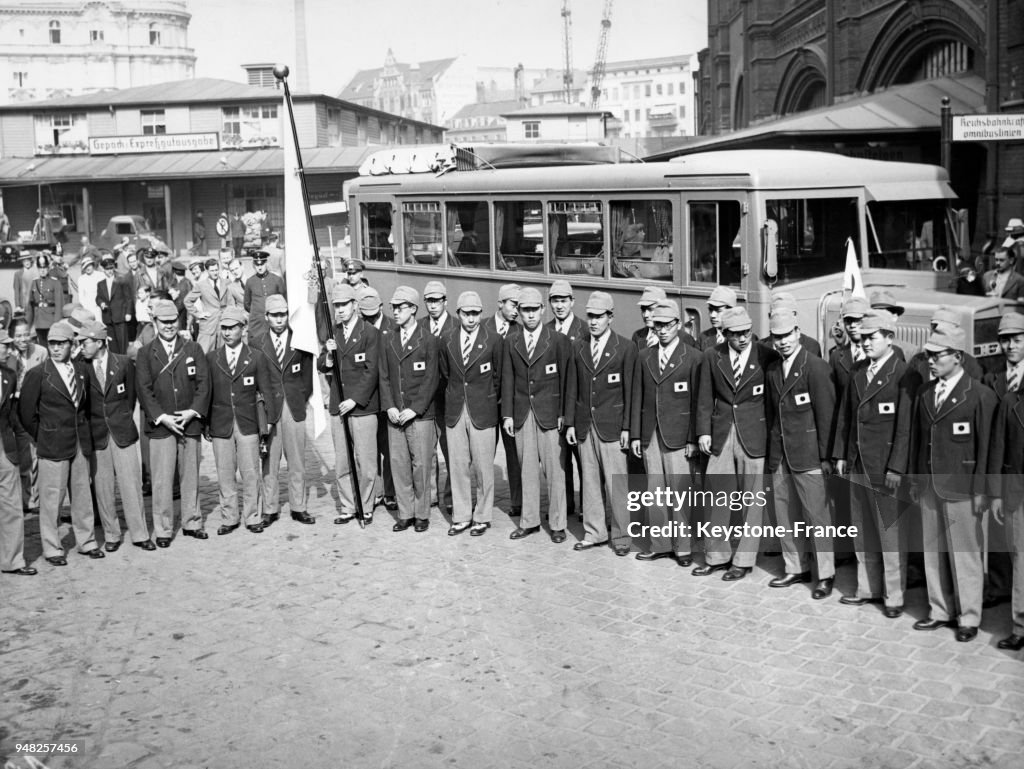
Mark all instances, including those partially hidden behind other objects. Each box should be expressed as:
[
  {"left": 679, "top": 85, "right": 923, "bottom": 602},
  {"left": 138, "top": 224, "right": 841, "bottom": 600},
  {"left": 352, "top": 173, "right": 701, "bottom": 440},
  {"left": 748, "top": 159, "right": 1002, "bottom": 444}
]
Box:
[
  {"left": 866, "top": 200, "right": 954, "bottom": 272},
  {"left": 766, "top": 196, "right": 859, "bottom": 285}
]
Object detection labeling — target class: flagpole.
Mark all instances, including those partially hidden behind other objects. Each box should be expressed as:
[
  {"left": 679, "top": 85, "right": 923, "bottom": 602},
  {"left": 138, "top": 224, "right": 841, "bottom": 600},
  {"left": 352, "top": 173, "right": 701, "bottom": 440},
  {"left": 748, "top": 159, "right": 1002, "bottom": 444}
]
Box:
[{"left": 274, "top": 63, "right": 365, "bottom": 524}]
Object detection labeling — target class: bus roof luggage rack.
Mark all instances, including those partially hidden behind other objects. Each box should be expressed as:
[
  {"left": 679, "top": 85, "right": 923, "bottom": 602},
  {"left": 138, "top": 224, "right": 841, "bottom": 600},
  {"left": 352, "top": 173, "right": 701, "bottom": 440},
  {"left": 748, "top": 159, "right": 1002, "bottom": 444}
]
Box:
[{"left": 358, "top": 143, "right": 627, "bottom": 176}]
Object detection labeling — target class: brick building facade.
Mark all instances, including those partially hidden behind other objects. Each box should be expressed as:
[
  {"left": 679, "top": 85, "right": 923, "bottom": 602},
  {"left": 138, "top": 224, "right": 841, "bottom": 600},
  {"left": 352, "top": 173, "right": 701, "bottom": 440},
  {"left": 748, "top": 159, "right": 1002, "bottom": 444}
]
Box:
[{"left": 695, "top": 0, "right": 1023, "bottom": 246}]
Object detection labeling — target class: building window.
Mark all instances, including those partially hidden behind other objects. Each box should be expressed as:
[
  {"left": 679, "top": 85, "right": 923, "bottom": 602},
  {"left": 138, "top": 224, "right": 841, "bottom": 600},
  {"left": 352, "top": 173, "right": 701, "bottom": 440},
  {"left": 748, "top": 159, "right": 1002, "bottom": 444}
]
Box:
[
  {"left": 141, "top": 110, "right": 166, "bottom": 135},
  {"left": 645, "top": 84, "right": 651, "bottom": 97},
  {"left": 34, "top": 112, "right": 88, "bottom": 154},
  {"left": 679, "top": 106, "right": 686, "bottom": 118},
  {"left": 524, "top": 121, "right": 540, "bottom": 139},
  {"left": 13, "top": 71, "right": 27, "bottom": 87},
  {"left": 679, "top": 81, "right": 686, "bottom": 94},
  {"left": 634, "top": 109, "right": 640, "bottom": 121},
  {"left": 221, "top": 104, "right": 280, "bottom": 148},
  {"left": 656, "top": 84, "right": 663, "bottom": 96},
  {"left": 633, "top": 85, "right": 640, "bottom": 99},
  {"left": 90, "top": 29, "right": 104, "bottom": 43},
  {"left": 667, "top": 83, "right": 673, "bottom": 95},
  {"left": 149, "top": 24, "right": 161, "bottom": 45},
  {"left": 49, "top": 21, "right": 60, "bottom": 44}
]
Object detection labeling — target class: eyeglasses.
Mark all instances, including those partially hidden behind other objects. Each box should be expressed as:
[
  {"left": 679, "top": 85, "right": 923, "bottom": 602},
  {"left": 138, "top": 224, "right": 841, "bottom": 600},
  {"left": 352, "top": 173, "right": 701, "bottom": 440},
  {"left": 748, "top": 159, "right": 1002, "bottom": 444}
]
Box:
[
  {"left": 652, "top": 320, "right": 678, "bottom": 330},
  {"left": 925, "top": 349, "right": 955, "bottom": 361}
]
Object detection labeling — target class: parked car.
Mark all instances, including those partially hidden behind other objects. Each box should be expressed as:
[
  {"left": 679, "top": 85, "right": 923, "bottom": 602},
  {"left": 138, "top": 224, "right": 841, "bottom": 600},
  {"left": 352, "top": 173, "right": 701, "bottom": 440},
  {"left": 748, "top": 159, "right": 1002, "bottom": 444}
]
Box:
[{"left": 95, "top": 215, "right": 168, "bottom": 253}]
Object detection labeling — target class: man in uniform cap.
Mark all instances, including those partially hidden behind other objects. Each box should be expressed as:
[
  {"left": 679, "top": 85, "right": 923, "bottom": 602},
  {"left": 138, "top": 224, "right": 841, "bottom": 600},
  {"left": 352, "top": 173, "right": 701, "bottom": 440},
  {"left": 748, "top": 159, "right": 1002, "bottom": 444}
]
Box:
[
  {"left": 206, "top": 306, "right": 278, "bottom": 535},
  {"left": 833, "top": 311, "right": 913, "bottom": 617},
  {"left": 321, "top": 282, "right": 381, "bottom": 524},
  {"left": 96, "top": 253, "right": 134, "bottom": 355},
  {"left": 423, "top": 280, "right": 454, "bottom": 514},
  {"left": 484, "top": 283, "right": 523, "bottom": 516},
  {"left": 760, "top": 292, "right": 816, "bottom": 357},
  {"left": 381, "top": 286, "right": 440, "bottom": 531},
  {"left": 828, "top": 295, "right": 871, "bottom": 398},
  {"left": 134, "top": 247, "right": 166, "bottom": 296},
  {"left": 441, "top": 290, "right": 503, "bottom": 536},
  {"left": 136, "top": 299, "right": 211, "bottom": 545},
  {"left": 765, "top": 308, "right": 837, "bottom": 598},
  {"left": 696, "top": 305, "right": 774, "bottom": 581},
  {"left": 909, "top": 327, "right": 997, "bottom": 642},
  {"left": 632, "top": 286, "right": 667, "bottom": 349},
  {"left": 547, "top": 279, "right": 585, "bottom": 517},
  {"left": 1004, "top": 217, "right": 1024, "bottom": 274},
  {"left": 19, "top": 320, "right": 97, "bottom": 564},
  {"left": 244, "top": 250, "right": 286, "bottom": 341},
  {"left": 343, "top": 258, "right": 369, "bottom": 288},
  {"left": 631, "top": 298, "right": 701, "bottom": 565},
  {"left": 502, "top": 286, "right": 570, "bottom": 541},
  {"left": 0, "top": 343, "right": 34, "bottom": 575},
  {"left": 907, "top": 305, "right": 983, "bottom": 382},
  {"left": 184, "top": 257, "right": 243, "bottom": 353},
  {"left": 12, "top": 251, "right": 39, "bottom": 317},
  {"left": 27, "top": 252, "right": 65, "bottom": 345},
  {"left": 696, "top": 286, "right": 738, "bottom": 352},
  {"left": 78, "top": 320, "right": 153, "bottom": 551},
  {"left": 254, "top": 294, "right": 314, "bottom": 527},
  {"left": 989, "top": 312, "right": 1024, "bottom": 650},
  {"left": 357, "top": 285, "right": 398, "bottom": 511},
  {"left": 567, "top": 291, "right": 637, "bottom": 554}
]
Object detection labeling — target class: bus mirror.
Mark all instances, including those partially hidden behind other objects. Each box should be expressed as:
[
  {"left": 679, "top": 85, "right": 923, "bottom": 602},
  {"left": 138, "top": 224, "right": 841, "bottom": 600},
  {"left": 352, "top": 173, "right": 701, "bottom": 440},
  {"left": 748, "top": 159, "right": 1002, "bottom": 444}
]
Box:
[{"left": 762, "top": 219, "right": 778, "bottom": 280}]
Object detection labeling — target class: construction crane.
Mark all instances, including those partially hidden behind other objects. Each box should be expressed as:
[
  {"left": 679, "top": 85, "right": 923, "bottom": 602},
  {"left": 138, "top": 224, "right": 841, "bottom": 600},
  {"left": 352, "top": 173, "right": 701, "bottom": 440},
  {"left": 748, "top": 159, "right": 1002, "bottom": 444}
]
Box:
[
  {"left": 561, "top": 0, "right": 573, "bottom": 104},
  {"left": 589, "top": 0, "right": 614, "bottom": 109}
]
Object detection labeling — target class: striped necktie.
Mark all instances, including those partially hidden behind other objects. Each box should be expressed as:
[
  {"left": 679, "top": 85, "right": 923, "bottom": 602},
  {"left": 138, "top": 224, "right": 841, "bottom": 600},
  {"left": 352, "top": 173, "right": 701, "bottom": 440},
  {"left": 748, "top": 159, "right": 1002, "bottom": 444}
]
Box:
[
  {"left": 853, "top": 345, "right": 864, "bottom": 363},
  {"left": 462, "top": 333, "right": 472, "bottom": 366},
  {"left": 934, "top": 381, "right": 947, "bottom": 409},
  {"left": 94, "top": 358, "right": 105, "bottom": 389},
  {"left": 66, "top": 364, "right": 79, "bottom": 405},
  {"left": 526, "top": 331, "right": 536, "bottom": 359},
  {"left": 591, "top": 338, "right": 600, "bottom": 367},
  {"left": 659, "top": 346, "right": 669, "bottom": 373},
  {"left": 1008, "top": 367, "right": 1022, "bottom": 393},
  {"left": 732, "top": 353, "right": 743, "bottom": 385},
  {"left": 273, "top": 333, "right": 285, "bottom": 365}
]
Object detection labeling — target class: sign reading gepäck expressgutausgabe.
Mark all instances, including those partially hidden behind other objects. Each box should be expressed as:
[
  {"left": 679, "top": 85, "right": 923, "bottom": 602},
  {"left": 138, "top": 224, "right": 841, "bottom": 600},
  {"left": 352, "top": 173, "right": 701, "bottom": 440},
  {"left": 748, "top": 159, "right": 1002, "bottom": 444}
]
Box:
[
  {"left": 952, "top": 114, "right": 1024, "bottom": 142},
  {"left": 89, "top": 133, "right": 220, "bottom": 155}
]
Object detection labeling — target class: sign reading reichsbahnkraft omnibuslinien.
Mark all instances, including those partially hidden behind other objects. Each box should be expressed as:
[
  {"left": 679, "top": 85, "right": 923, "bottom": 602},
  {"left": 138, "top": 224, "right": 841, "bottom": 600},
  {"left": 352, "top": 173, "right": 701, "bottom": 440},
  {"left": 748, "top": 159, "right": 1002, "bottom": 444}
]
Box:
[
  {"left": 952, "top": 114, "right": 1024, "bottom": 142},
  {"left": 89, "top": 133, "right": 220, "bottom": 155}
]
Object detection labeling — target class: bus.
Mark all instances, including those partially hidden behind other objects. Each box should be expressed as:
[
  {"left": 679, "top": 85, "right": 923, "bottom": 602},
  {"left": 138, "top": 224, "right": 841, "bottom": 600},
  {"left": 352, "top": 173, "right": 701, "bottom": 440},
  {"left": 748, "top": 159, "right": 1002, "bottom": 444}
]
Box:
[{"left": 343, "top": 146, "right": 1007, "bottom": 370}]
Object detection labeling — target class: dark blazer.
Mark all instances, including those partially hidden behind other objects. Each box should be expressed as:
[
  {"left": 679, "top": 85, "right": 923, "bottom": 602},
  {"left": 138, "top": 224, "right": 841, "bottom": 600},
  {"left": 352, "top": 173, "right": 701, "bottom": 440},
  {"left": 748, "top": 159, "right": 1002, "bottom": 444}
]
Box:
[
  {"left": 0, "top": 365, "right": 18, "bottom": 461},
  {"left": 696, "top": 342, "right": 771, "bottom": 458},
  {"left": 254, "top": 331, "right": 313, "bottom": 422},
  {"left": 501, "top": 324, "right": 570, "bottom": 431},
  {"left": 136, "top": 337, "right": 211, "bottom": 438},
  {"left": 440, "top": 325, "right": 503, "bottom": 429},
  {"left": 549, "top": 315, "right": 587, "bottom": 346},
  {"left": 379, "top": 322, "right": 440, "bottom": 419},
  {"left": 910, "top": 373, "right": 998, "bottom": 500},
  {"left": 982, "top": 369, "right": 1015, "bottom": 399},
  {"left": 428, "top": 312, "right": 458, "bottom": 342},
  {"left": 766, "top": 348, "right": 835, "bottom": 472},
  {"left": 567, "top": 331, "right": 636, "bottom": 443},
  {"left": 207, "top": 344, "right": 278, "bottom": 438},
  {"left": 96, "top": 274, "right": 135, "bottom": 327},
  {"left": 832, "top": 354, "right": 913, "bottom": 485},
  {"left": 19, "top": 359, "right": 93, "bottom": 460},
  {"left": 318, "top": 318, "right": 380, "bottom": 417},
  {"left": 481, "top": 314, "right": 521, "bottom": 343},
  {"left": 631, "top": 339, "right": 699, "bottom": 449},
  {"left": 86, "top": 351, "right": 139, "bottom": 449},
  {"left": 908, "top": 349, "right": 982, "bottom": 384},
  {"left": 990, "top": 389, "right": 1024, "bottom": 510},
  {"left": 631, "top": 325, "right": 699, "bottom": 350},
  {"left": 982, "top": 269, "right": 1024, "bottom": 299}
]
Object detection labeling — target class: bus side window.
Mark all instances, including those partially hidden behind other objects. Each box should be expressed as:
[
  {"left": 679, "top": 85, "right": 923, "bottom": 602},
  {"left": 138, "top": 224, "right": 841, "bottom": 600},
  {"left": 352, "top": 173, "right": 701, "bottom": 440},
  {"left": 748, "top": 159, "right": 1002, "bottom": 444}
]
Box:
[
  {"left": 495, "top": 201, "right": 544, "bottom": 273},
  {"left": 446, "top": 201, "right": 491, "bottom": 270},
  {"left": 402, "top": 202, "right": 443, "bottom": 265},
  {"left": 689, "top": 201, "right": 741, "bottom": 286},
  {"left": 360, "top": 202, "right": 395, "bottom": 263},
  {"left": 548, "top": 201, "right": 604, "bottom": 277},
  {"left": 610, "top": 200, "right": 673, "bottom": 282},
  {"left": 767, "top": 197, "right": 858, "bottom": 282}
]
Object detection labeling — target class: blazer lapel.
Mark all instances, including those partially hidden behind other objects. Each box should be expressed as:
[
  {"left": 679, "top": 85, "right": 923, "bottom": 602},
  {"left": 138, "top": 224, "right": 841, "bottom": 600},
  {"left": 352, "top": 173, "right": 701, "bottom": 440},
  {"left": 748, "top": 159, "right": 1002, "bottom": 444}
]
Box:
[
  {"left": 780, "top": 349, "right": 805, "bottom": 396},
  {"left": 46, "top": 361, "right": 74, "bottom": 403},
  {"left": 104, "top": 355, "right": 118, "bottom": 395},
  {"left": 935, "top": 374, "right": 970, "bottom": 421},
  {"left": 594, "top": 334, "right": 618, "bottom": 375},
  {"left": 464, "top": 326, "right": 490, "bottom": 370},
  {"left": 862, "top": 356, "right": 895, "bottom": 401}
]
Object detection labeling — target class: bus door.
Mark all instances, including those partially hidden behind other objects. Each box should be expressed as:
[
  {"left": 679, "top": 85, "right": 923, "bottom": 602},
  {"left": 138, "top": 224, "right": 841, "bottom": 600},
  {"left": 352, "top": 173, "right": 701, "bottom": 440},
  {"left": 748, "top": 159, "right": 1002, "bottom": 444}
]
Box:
[{"left": 682, "top": 193, "right": 746, "bottom": 336}]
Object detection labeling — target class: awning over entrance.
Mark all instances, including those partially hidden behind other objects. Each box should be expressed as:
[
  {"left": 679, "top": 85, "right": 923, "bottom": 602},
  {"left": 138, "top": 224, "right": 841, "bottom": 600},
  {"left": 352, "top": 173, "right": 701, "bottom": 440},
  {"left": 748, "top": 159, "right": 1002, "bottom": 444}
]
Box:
[
  {"left": 647, "top": 74, "right": 986, "bottom": 160},
  {"left": 0, "top": 145, "right": 380, "bottom": 188}
]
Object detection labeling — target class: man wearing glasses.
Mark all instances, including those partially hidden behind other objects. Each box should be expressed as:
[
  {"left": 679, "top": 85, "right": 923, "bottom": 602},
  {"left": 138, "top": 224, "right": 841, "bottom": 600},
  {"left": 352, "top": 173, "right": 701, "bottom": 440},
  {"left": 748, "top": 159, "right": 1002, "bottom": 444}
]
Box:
[
  {"left": 909, "top": 327, "right": 997, "bottom": 642},
  {"left": 630, "top": 299, "right": 701, "bottom": 565},
  {"left": 136, "top": 299, "right": 211, "bottom": 546},
  {"left": 696, "top": 306, "right": 772, "bottom": 581}
]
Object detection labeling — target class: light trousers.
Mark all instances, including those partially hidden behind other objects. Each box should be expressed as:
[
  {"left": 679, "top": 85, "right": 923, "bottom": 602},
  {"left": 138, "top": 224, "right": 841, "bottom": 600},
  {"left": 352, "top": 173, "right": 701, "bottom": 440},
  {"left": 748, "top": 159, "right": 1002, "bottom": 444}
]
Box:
[
  {"left": 448, "top": 406, "right": 496, "bottom": 524},
  {"left": 150, "top": 434, "right": 203, "bottom": 537},
  {"left": 39, "top": 448, "right": 95, "bottom": 556},
  {"left": 262, "top": 405, "right": 308, "bottom": 516}
]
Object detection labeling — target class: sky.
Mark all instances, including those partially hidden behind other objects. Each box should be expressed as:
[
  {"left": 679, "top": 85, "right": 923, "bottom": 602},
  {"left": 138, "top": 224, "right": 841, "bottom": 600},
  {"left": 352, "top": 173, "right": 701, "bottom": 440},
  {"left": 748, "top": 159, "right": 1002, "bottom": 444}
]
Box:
[{"left": 187, "top": 0, "right": 708, "bottom": 94}]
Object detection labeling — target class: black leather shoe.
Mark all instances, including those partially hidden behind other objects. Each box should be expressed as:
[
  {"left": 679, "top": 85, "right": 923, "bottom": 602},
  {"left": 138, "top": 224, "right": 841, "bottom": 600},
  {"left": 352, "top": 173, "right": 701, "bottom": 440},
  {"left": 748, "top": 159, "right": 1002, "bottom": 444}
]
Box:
[
  {"left": 246, "top": 523, "right": 265, "bottom": 533},
  {"left": 722, "top": 566, "right": 750, "bottom": 581},
  {"left": 839, "top": 596, "right": 881, "bottom": 606},
  {"left": 291, "top": 511, "right": 315, "bottom": 525},
  {"left": 45, "top": 556, "right": 67, "bottom": 566},
  {"left": 362, "top": 510, "right": 374, "bottom": 525},
  {"left": 334, "top": 513, "right": 355, "bottom": 524},
  {"left": 955, "top": 626, "right": 979, "bottom": 642},
  {"left": 997, "top": 634, "right": 1024, "bottom": 651},
  {"left": 812, "top": 578, "right": 834, "bottom": 600},
  {"left": 263, "top": 512, "right": 280, "bottom": 526},
  {"left": 883, "top": 605, "right": 904, "bottom": 619},
  {"left": 510, "top": 525, "right": 539, "bottom": 540},
  {"left": 573, "top": 540, "right": 605, "bottom": 551},
  {"left": 550, "top": 529, "right": 566, "bottom": 543},
  {"left": 182, "top": 529, "right": 208, "bottom": 540},
  {"left": 913, "top": 618, "right": 954, "bottom": 631},
  {"left": 414, "top": 519, "right": 430, "bottom": 532},
  {"left": 469, "top": 522, "right": 490, "bottom": 536},
  {"left": 383, "top": 497, "right": 399, "bottom": 511},
  {"left": 133, "top": 541, "right": 157, "bottom": 551},
  {"left": 2, "top": 566, "right": 37, "bottom": 575},
  {"left": 614, "top": 545, "right": 631, "bottom": 556},
  {"left": 155, "top": 537, "right": 172, "bottom": 548},
  {"left": 83, "top": 548, "right": 106, "bottom": 559},
  {"left": 104, "top": 541, "right": 122, "bottom": 553},
  {"left": 675, "top": 554, "right": 694, "bottom": 567},
  {"left": 217, "top": 523, "right": 240, "bottom": 536},
  {"left": 448, "top": 522, "right": 471, "bottom": 536},
  {"left": 393, "top": 519, "right": 414, "bottom": 532},
  {"left": 692, "top": 561, "right": 730, "bottom": 576},
  {"left": 769, "top": 572, "right": 812, "bottom": 588},
  {"left": 635, "top": 551, "right": 675, "bottom": 562}
]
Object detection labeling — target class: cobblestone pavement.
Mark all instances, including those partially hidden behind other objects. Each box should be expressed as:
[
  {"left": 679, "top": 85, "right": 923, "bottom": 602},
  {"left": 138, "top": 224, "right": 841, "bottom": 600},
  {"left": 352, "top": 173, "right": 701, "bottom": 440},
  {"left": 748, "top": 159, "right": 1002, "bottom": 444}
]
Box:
[{"left": 1, "top": 425, "right": 1022, "bottom": 769}]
